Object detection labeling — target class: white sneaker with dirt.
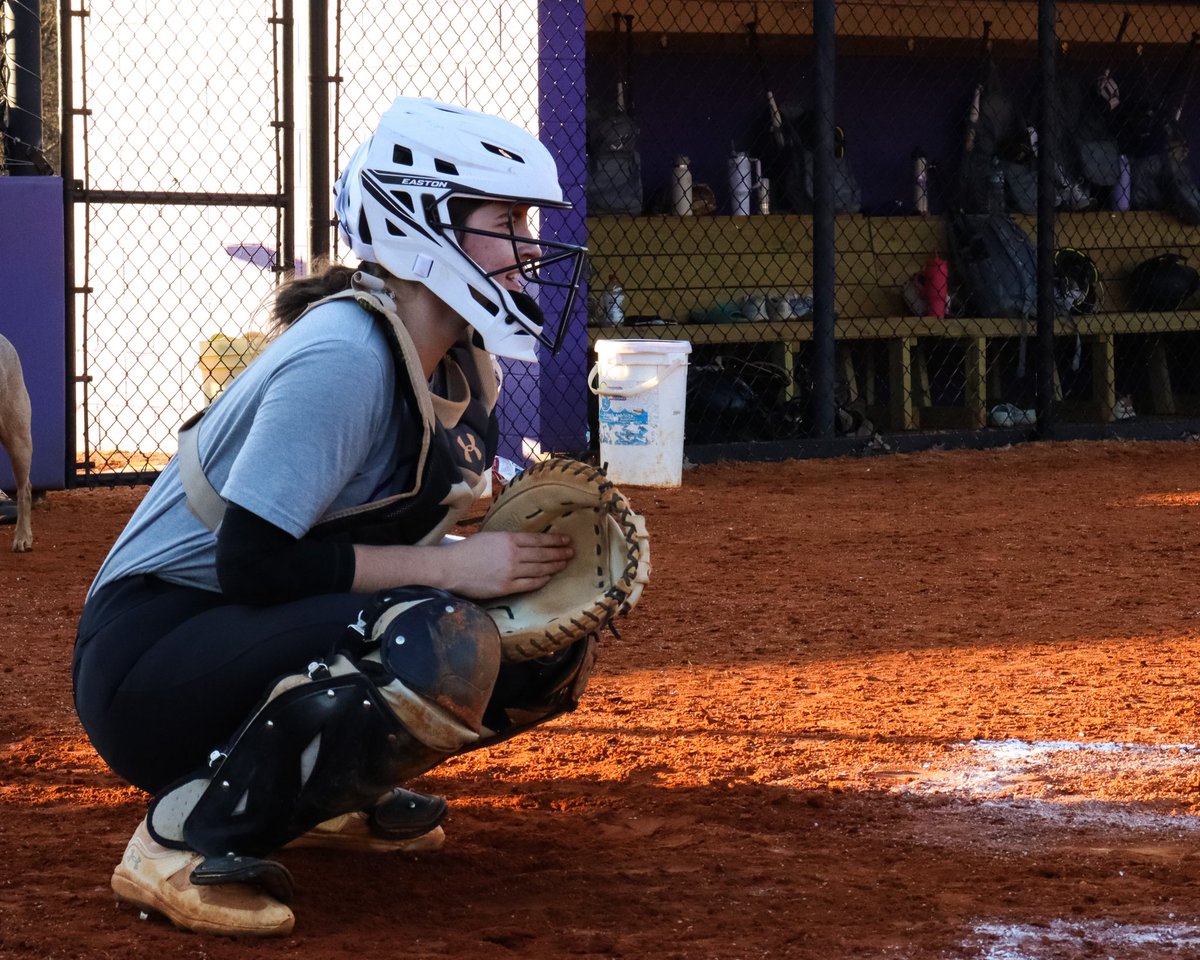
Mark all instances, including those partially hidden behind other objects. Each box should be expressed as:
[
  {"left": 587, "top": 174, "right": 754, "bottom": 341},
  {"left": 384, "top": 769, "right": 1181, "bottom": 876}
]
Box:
[
  {"left": 110, "top": 819, "right": 295, "bottom": 937},
  {"left": 287, "top": 811, "right": 446, "bottom": 854}
]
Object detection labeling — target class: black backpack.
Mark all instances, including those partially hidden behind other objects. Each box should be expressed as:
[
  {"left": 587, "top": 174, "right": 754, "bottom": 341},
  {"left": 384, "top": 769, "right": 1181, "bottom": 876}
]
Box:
[{"left": 1127, "top": 253, "right": 1200, "bottom": 311}]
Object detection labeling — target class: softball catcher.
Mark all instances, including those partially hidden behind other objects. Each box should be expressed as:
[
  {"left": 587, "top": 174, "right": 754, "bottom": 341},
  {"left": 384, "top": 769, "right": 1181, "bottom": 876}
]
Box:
[{"left": 72, "top": 97, "right": 647, "bottom": 937}]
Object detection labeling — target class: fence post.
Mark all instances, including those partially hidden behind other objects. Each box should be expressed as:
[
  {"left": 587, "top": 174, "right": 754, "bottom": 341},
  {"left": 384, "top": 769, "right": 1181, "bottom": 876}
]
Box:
[
  {"left": 811, "top": 0, "right": 837, "bottom": 438},
  {"left": 1035, "top": 0, "right": 1058, "bottom": 436},
  {"left": 308, "top": 0, "right": 330, "bottom": 261}
]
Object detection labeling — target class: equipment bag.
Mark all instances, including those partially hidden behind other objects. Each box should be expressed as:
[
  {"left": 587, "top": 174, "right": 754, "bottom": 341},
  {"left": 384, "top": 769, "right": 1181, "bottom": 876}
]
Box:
[
  {"left": 587, "top": 111, "right": 643, "bottom": 215},
  {"left": 946, "top": 213, "right": 1037, "bottom": 319},
  {"left": 755, "top": 106, "right": 863, "bottom": 214},
  {"left": 1127, "top": 253, "right": 1200, "bottom": 311},
  {"left": 795, "top": 111, "right": 863, "bottom": 214},
  {"left": 586, "top": 14, "right": 643, "bottom": 215},
  {"left": 959, "top": 45, "right": 1039, "bottom": 214}
]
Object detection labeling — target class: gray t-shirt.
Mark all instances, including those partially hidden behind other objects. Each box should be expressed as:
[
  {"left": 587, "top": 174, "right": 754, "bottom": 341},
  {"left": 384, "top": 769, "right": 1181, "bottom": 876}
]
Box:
[{"left": 87, "top": 299, "right": 406, "bottom": 599}]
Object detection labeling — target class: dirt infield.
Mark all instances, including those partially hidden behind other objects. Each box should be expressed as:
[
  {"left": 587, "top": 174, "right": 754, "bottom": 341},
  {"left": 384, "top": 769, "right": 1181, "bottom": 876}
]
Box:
[{"left": 3, "top": 440, "right": 1200, "bottom": 959}]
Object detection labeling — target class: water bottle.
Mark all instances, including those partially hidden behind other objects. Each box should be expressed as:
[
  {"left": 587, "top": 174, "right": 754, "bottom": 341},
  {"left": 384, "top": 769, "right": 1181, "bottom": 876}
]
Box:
[
  {"left": 751, "top": 158, "right": 770, "bottom": 214},
  {"left": 913, "top": 149, "right": 929, "bottom": 216},
  {"left": 987, "top": 159, "right": 1006, "bottom": 215},
  {"left": 670, "top": 156, "right": 693, "bottom": 216},
  {"left": 603, "top": 274, "right": 625, "bottom": 325},
  {"left": 755, "top": 176, "right": 771, "bottom": 215},
  {"left": 729, "top": 147, "right": 752, "bottom": 216}
]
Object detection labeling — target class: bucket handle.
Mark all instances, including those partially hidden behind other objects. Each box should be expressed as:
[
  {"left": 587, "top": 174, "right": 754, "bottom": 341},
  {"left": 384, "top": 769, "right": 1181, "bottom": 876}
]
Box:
[{"left": 587, "top": 354, "right": 687, "bottom": 398}]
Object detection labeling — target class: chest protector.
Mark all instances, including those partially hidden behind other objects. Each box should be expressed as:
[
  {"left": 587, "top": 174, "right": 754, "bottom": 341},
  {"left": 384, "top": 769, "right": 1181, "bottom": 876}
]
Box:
[{"left": 178, "top": 274, "right": 499, "bottom": 547}]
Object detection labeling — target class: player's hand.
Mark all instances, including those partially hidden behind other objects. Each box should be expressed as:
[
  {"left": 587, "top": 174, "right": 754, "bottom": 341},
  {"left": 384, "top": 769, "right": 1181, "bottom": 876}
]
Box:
[{"left": 438, "top": 531, "right": 573, "bottom": 599}]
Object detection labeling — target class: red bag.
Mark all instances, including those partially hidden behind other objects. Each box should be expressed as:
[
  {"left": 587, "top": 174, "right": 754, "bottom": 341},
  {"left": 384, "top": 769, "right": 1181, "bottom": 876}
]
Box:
[{"left": 918, "top": 255, "right": 950, "bottom": 318}]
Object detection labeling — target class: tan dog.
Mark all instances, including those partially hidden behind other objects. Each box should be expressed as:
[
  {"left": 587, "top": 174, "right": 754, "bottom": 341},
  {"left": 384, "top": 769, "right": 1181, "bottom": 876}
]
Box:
[{"left": 0, "top": 335, "right": 33, "bottom": 551}]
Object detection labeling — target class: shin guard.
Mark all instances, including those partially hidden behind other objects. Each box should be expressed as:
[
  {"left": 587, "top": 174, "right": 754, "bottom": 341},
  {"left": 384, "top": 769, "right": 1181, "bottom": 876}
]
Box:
[{"left": 148, "top": 589, "right": 500, "bottom": 859}]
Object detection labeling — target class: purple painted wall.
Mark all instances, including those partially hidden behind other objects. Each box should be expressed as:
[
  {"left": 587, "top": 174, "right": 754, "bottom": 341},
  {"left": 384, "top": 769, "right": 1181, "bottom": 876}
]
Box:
[
  {"left": 495, "top": 0, "right": 589, "bottom": 464},
  {"left": 0, "top": 177, "right": 66, "bottom": 490}
]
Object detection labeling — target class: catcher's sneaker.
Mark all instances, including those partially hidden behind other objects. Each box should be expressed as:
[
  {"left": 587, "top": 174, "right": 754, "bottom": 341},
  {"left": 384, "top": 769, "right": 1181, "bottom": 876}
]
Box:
[
  {"left": 111, "top": 819, "right": 294, "bottom": 937},
  {"left": 286, "top": 787, "right": 448, "bottom": 854}
]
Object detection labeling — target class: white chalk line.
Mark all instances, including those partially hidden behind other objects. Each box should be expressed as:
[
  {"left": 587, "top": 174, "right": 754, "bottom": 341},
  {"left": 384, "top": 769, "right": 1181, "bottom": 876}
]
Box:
[
  {"left": 966, "top": 919, "right": 1200, "bottom": 960},
  {"left": 877, "top": 738, "right": 1200, "bottom": 831}
]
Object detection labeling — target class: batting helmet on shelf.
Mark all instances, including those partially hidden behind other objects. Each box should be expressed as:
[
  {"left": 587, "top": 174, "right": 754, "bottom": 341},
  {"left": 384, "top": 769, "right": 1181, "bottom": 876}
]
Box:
[
  {"left": 1053, "top": 247, "right": 1103, "bottom": 315},
  {"left": 1127, "top": 253, "right": 1200, "bottom": 311}
]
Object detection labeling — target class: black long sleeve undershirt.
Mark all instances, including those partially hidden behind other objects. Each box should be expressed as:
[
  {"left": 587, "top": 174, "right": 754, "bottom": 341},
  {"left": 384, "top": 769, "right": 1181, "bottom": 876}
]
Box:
[{"left": 215, "top": 502, "right": 356, "bottom": 604}]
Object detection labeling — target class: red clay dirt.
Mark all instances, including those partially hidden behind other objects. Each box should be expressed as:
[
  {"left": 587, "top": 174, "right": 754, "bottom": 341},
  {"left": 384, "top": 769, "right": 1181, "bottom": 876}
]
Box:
[{"left": 2, "top": 439, "right": 1200, "bottom": 959}]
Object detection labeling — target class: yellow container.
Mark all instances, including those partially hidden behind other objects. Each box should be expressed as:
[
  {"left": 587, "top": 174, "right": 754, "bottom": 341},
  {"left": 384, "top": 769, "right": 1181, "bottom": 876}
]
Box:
[{"left": 197, "top": 331, "right": 266, "bottom": 402}]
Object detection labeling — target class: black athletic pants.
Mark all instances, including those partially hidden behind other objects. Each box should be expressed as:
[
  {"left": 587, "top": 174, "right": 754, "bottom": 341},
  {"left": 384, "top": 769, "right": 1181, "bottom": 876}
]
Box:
[{"left": 73, "top": 575, "right": 372, "bottom": 795}]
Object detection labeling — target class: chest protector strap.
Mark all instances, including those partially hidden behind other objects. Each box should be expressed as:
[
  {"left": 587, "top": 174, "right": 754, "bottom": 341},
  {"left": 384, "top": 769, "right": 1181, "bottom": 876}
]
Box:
[{"left": 178, "top": 272, "right": 499, "bottom": 545}]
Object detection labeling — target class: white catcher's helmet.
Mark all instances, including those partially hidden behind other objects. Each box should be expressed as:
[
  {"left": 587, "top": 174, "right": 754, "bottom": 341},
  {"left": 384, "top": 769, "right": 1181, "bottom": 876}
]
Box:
[{"left": 334, "top": 97, "right": 586, "bottom": 362}]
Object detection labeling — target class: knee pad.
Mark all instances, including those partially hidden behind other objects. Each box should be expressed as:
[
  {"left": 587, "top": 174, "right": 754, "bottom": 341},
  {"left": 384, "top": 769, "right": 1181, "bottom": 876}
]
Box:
[
  {"left": 148, "top": 588, "right": 500, "bottom": 859},
  {"left": 357, "top": 586, "right": 501, "bottom": 741}
]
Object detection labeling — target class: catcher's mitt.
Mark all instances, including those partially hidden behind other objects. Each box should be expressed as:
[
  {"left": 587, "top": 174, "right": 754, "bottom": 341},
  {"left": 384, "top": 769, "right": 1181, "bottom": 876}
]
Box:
[{"left": 478, "top": 458, "right": 650, "bottom": 662}]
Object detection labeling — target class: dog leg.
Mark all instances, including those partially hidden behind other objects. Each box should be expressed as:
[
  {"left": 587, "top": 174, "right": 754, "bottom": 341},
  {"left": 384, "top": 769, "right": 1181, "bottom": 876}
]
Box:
[
  {"left": 8, "top": 436, "right": 32, "bottom": 553},
  {"left": 0, "top": 337, "right": 33, "bottom": 552}
]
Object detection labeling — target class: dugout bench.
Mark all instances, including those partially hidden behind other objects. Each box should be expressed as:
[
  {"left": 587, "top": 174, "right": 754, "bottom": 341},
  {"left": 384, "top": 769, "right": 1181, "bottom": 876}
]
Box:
[{"left": 586, "top": 210, "right": 1200, "bottom": 430}]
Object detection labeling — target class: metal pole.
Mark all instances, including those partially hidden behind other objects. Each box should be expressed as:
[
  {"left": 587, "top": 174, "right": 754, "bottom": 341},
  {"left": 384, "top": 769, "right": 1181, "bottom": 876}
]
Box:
[
  {"left": 811, "top": 0, "right": 837, "bottom": 438},
  {"left": 281, "top": 0, "right": 295, "bottom": 273},
  {"left": 60, "top": 0, "right": 75, "bottom": 484},
  {"left": 9, "top": 0, "right": 42, "bottom": 173},
  {"left": 308, "top": 0, "right": 329, "bottom": 260},
  {"left": 1035, "top": 0, "right": 1057, "bottom": 437}
]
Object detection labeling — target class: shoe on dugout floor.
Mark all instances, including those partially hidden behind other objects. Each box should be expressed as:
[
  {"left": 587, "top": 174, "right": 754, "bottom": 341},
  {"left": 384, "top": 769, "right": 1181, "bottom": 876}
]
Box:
[
  {"left": 110, "top": 819, "right": 295, "bottom": 937},
  {"left": 286, "top": 787, "right": 448, "bottom": 854}
]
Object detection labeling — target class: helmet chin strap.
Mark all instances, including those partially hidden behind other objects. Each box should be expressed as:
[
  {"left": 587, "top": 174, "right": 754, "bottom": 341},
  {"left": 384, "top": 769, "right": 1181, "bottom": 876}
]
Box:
[{"left": 509, "top": 289, "right": 545, "bottom": 328}]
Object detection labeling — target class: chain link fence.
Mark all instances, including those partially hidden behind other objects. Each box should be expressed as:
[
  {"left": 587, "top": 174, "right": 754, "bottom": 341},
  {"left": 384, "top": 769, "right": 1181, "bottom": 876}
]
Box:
[
  {"left": 585, "top": 1, "right": 1200, "bottom": 451},
  {"left": 66, "top": 0, "right": 289, "bottom": 480},
  {"left": 52, "top": 1, "right": 1200, "bottom": 484},
  {"left": 63, "top": 0, "right": 586, "bottom": 482}
]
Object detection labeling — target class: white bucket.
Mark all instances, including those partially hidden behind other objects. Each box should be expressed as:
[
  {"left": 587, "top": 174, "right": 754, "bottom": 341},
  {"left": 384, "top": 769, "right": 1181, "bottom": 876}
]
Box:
[{"left": 588, "top": 339, "right": 692, "bottom": 487}]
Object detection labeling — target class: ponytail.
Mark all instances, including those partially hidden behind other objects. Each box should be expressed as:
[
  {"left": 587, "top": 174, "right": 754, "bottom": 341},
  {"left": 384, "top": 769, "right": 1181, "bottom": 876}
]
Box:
[{"left": 268, "top": 260, "right": 388, "bottom": 330}]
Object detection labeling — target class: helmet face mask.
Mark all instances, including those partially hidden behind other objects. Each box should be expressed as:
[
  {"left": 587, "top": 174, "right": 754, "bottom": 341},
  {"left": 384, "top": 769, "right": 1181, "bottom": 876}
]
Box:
[
  {"left": 335, "top": 98, "right": 587, "bottom": 362},
  {"left": 430, "top": 197, "right": 586, "bottom": 354}
]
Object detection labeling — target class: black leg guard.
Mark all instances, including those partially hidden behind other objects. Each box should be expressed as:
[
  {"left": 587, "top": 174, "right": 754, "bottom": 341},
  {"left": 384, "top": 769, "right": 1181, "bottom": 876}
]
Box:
[
  {"left": 147, "top": 588, "right": 500, "bottom": 860},
  {"left": 370, "top": 787, "right": 448, "bottom": 840},
  {"left": 466, "top": 634, "right": 598, "bottom": 753}
]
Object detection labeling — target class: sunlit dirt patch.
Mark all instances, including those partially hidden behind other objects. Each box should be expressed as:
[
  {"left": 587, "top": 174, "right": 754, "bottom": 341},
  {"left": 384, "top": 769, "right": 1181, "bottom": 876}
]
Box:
[
  {"left": 0, "top": 735, "right": 142, "bottom": 807},
  {"left": 1127, "top": 490, "right": 1200, "bottom": 507}
]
